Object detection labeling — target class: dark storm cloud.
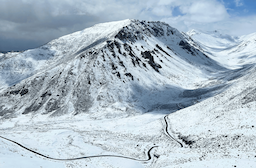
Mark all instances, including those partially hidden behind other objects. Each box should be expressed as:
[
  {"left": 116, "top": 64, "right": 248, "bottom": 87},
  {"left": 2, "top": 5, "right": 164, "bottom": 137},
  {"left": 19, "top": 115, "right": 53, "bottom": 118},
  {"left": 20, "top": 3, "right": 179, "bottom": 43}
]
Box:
[
  {"left": 0, "top": 0, "right": 96, "bottom": 24},
  {"left": 0, "top": 36, "right": 42, "bottom": 52},
  {"left": 16, "top": 14, "right": 98, "bottom": 32},
  {"left": 0, "top": 0, "right": 102, "bottom": 51},
  {"left": 0, "top": 0, "right": 147, "bottom": 51},
  {"left": 0, "top": 1, "right": 38, "bottom": 23}
]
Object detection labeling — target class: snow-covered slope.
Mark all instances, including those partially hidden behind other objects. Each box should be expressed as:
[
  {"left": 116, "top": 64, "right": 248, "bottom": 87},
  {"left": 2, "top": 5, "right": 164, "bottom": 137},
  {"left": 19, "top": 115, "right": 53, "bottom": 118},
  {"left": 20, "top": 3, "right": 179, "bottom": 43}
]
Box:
[
  {"left": 229, "top": 32, "right": 256, "bottom": 64},
  {"left": 187, "top": 29, "right": 239, "bottom": 48},
  {"left": 0, "top": 20, "right": 132, "bottom": 90},
  {"left": 1, "top": 20, "right": 256, "bottom": 168},
  {"left": 169, "top": 63, "right": 256, "bottom": 141},
  {"left": 0, "top": 19, "right": 225, "bottom": 120},
  {"left": 187, "top": 29, "right": 256, "bottom": 68}
]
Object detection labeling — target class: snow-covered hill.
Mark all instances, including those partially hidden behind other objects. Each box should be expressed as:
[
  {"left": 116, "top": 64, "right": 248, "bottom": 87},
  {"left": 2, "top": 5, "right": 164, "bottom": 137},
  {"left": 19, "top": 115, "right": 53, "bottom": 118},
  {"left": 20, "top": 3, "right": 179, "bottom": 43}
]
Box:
[
  {"left": 187, "top": 29, "right": 239, "bottom": 48},
  {"left": 187, "top": 29, "right": 256, "bottom": 68},
  {"left": 0, "top": 19, "right": 226, "bottom": 120},
  {"left": 1, "top": 20, "right": 256, "bottom": 168}
]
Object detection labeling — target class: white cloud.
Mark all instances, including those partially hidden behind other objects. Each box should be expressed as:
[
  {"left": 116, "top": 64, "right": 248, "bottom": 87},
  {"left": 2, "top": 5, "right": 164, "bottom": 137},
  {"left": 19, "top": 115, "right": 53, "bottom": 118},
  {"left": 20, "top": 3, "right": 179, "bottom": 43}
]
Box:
[
  {"left": 139, "top": 0, "right": 256, "bottom": 36},
  {"left": 179, "top": 0, "right": 229, "bottom": 23},
  {"left": 234, "top": 0, "right": 243, "bottom": 7}
]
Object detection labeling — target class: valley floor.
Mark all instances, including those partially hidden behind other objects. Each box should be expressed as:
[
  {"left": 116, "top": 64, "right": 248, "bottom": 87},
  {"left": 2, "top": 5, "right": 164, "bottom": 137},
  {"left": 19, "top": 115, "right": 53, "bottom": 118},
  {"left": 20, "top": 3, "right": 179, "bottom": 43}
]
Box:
[{"left": 1, "top": 110, "right": 255, "bottom": 168}]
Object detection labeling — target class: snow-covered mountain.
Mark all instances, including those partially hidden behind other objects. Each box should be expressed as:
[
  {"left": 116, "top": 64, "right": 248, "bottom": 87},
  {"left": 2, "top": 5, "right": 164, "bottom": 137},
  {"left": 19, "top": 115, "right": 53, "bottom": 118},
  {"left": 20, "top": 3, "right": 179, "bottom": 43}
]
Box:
[
  {"left": 0, "top": 19, "right": 225, "bottom": 120},
  {"left": 1, "top": 20, "right": 256, "bottom": 168},
  {"left": 181, "top": 29, "right": 256, "bottom": 136},
  {"left": 187, "top": 29, "right": 256, "bottom": 68}
]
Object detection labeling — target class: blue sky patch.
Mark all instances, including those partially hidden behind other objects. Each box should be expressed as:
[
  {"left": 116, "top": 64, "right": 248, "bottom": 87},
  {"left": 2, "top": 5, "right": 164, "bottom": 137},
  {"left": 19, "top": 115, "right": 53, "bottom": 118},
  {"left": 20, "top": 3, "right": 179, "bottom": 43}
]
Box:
[{"left": 222, "top": 0, "right": 256, "bottom": 16}]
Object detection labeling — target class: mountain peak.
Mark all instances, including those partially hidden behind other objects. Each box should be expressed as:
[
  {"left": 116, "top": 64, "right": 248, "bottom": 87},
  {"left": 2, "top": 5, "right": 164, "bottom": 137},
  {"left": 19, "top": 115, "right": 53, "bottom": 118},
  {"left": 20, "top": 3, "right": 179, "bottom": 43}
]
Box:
[
  {"left": 187, "top": 29, "right": 201, "bottom": 36},
  {"left": 0, "top": 19, "right": 225, "bottom": 118}
]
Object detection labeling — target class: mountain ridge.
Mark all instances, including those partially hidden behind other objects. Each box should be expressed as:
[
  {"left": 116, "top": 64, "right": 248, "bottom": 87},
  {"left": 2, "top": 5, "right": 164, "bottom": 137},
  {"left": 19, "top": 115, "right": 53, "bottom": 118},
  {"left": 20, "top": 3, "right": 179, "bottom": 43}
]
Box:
[
  {"left": 0, "top": 19, "right": 226, "bottom": 120},
  {"left": 187, "top": 29, "right": 256, "bottom": 69}
]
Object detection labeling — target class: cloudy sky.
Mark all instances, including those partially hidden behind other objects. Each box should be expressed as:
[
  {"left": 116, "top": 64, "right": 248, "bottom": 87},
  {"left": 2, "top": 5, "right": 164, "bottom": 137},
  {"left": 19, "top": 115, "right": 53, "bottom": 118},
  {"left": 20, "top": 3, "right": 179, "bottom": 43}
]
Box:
[{"left": 0, "top": 0, "right": 256, "bottom": 52}]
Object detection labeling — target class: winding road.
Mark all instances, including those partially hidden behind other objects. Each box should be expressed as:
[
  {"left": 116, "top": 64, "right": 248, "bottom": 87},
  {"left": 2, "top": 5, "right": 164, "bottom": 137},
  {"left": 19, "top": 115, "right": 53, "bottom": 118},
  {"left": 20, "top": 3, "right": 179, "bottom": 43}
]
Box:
[
  {"left": 163, "top": 115, "right": 184, "bottom": 147},
  {"left": 0, "top": 114, "right": 183, "bottom": 163},
  {"left": 0, "top": 135, "right": 157, "bottom": 162}
]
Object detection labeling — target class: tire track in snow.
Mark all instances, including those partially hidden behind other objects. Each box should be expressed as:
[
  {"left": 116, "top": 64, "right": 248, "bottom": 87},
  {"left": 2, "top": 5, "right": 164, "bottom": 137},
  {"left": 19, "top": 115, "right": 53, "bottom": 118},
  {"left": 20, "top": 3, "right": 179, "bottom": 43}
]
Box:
[{"left": 0, "top": 135, "right": 158, "bottom": 162}]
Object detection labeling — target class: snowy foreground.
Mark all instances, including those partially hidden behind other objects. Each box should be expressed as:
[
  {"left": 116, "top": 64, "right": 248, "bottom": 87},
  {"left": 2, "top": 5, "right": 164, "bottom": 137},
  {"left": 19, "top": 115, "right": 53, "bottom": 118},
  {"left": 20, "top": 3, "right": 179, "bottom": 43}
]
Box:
[{"left": 1, "top": 20, "right": 256, "bottom": 167}]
